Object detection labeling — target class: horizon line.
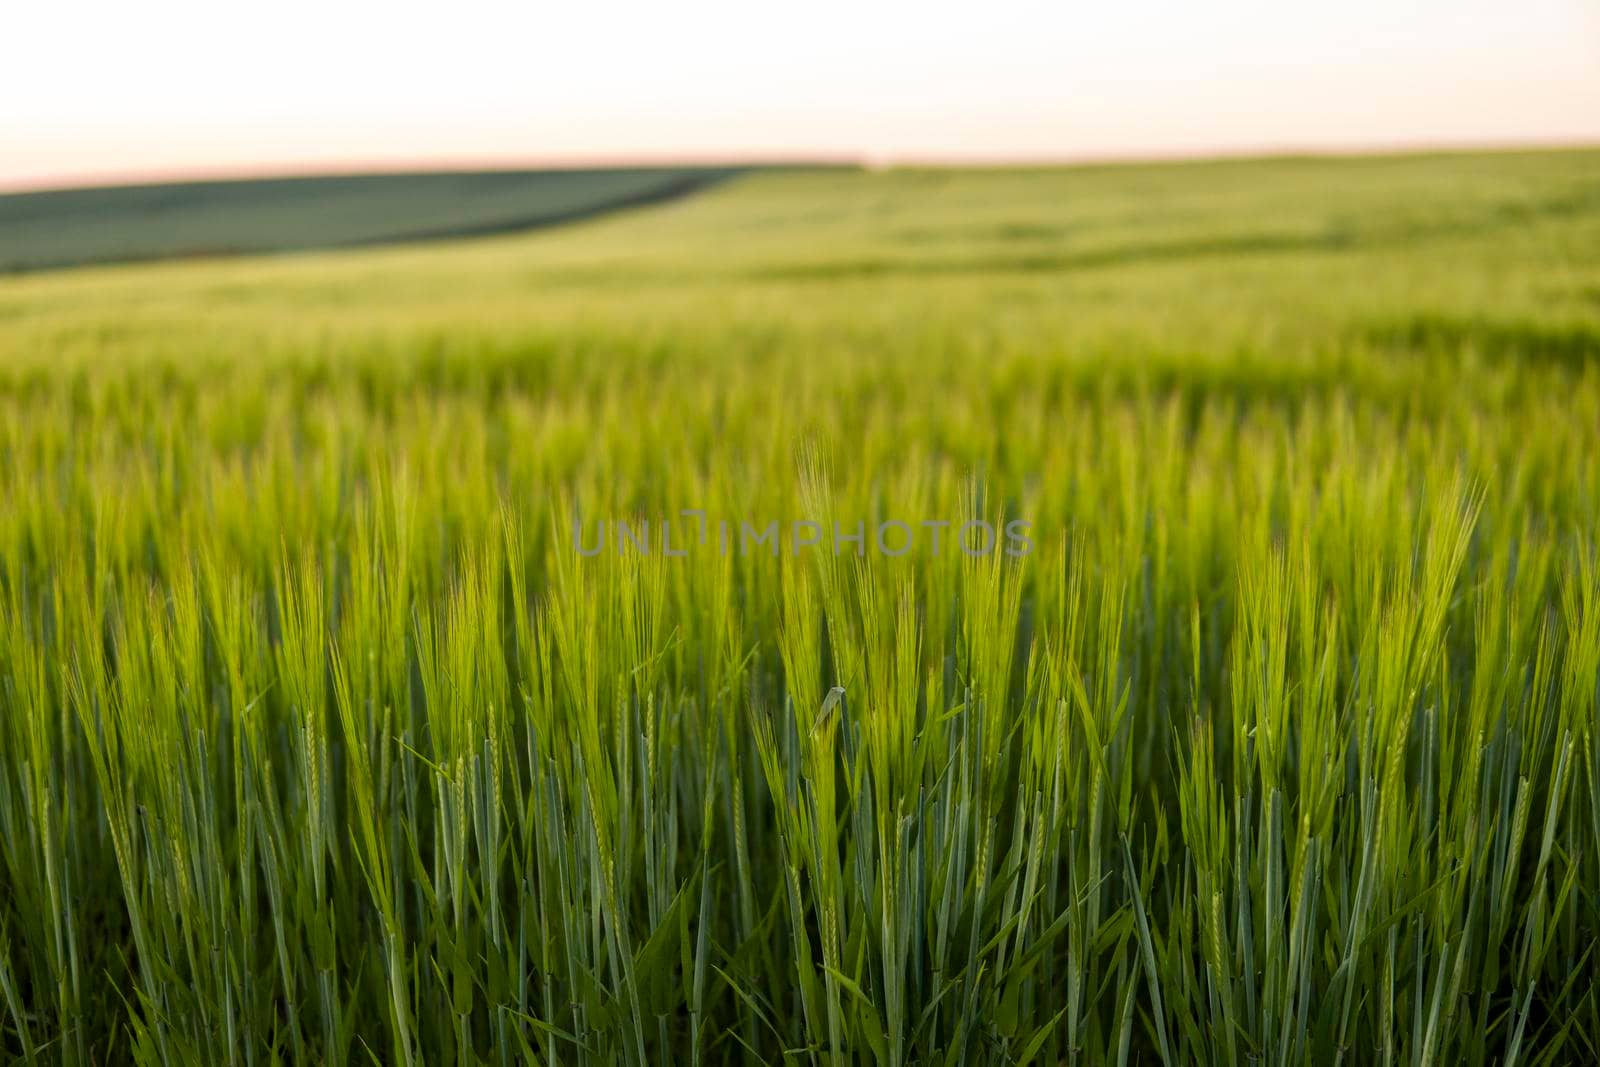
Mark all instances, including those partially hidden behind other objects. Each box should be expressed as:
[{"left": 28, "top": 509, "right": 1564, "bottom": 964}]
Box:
[{"left": 3, "top": 135, "right": 1597, "bottom": 196}]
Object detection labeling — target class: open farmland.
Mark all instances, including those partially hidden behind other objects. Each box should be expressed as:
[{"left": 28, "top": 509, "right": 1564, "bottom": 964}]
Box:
[
  {"left": 0, "top": 149, "right": 1598, "bottom": 1064},
  {"left": 0, "top": 167, "right": 741, "bottom": 273}
]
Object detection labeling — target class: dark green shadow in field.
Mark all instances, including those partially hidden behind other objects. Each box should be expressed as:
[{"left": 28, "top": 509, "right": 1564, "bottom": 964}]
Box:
[
  {"left": 1366, "top": 313, "right": 1600, "bottom": 368},
  {"left": 0, "top": 167, "right": 748, "bottom": 273}
]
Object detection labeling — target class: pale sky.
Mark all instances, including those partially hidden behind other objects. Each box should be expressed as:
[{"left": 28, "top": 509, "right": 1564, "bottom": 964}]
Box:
[{"left": 3, "top": 0, "right": 1598, "bottom": 190}]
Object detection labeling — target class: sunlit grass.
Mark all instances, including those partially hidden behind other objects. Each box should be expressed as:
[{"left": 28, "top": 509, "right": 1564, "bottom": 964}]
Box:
[{"left": 0, "top": 148, "right": 1598, "bottom": 1064}]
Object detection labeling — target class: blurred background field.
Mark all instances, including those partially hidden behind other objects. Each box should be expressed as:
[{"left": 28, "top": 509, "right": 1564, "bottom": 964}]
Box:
[
  {"left": 0, "top": 166, "right": 741, "bottom": 272},
  {"left": 3, "top": 149, "right": 1594, "bottom": 376}
]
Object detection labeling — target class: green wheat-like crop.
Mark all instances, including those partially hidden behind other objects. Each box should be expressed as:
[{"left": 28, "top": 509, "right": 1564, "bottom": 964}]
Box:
[{"left": 1, "top": 150, "right": 1598, "bottom": 1064}]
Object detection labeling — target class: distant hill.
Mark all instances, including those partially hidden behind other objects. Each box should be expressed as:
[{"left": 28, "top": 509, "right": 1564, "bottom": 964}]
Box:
[{"left": 0, "top": 167, "right": 743, "bottom": 272}]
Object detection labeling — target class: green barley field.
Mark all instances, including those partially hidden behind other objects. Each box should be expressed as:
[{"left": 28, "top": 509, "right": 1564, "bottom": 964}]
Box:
[
  {"left": 1, "top": 149, "right": 1598, "bottom": 1065},
  {"left": 0, "top": 167, "right": 740, "bottom": 273}
]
